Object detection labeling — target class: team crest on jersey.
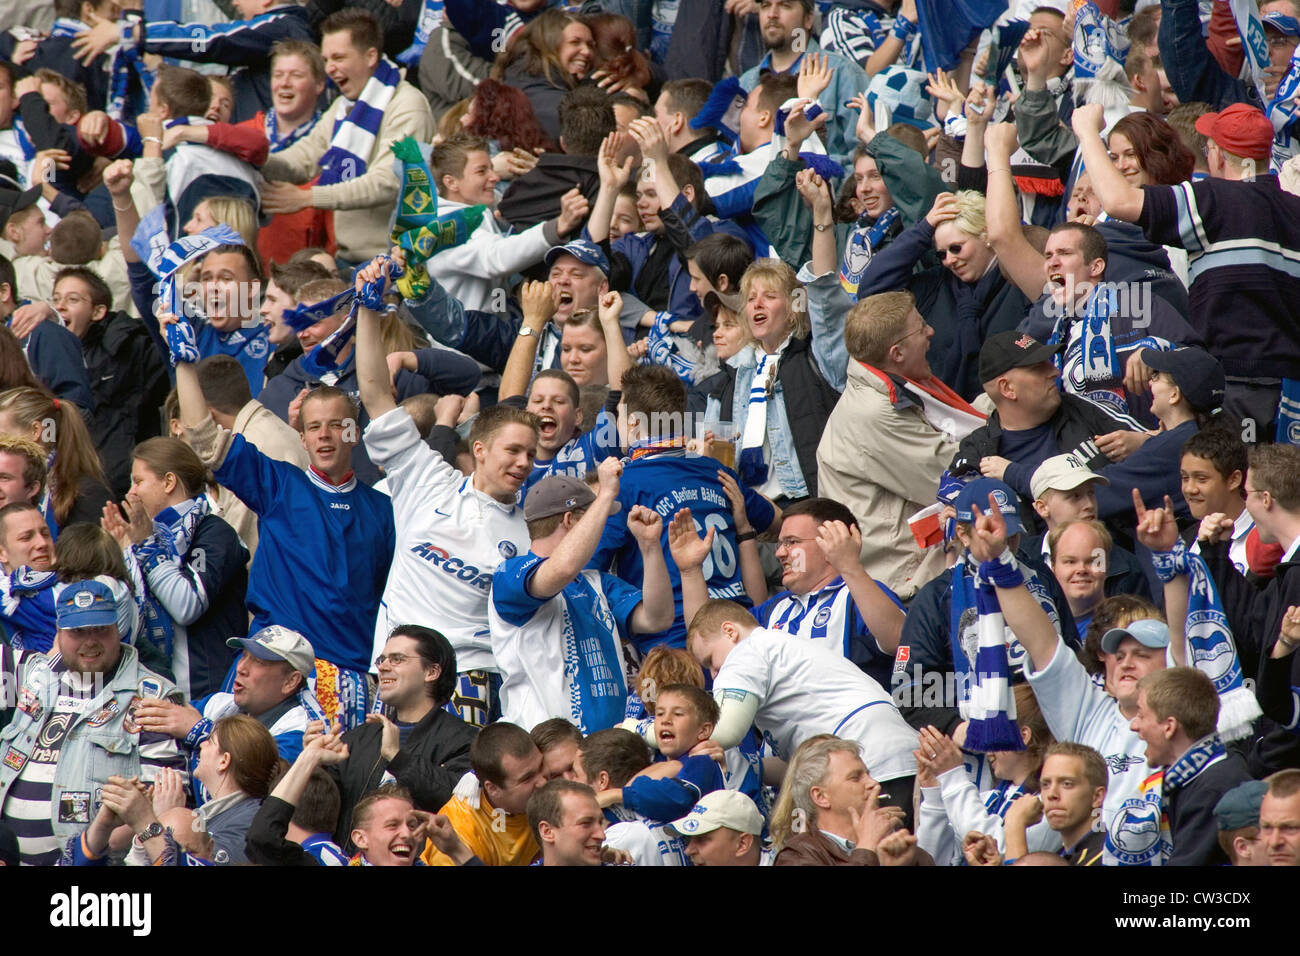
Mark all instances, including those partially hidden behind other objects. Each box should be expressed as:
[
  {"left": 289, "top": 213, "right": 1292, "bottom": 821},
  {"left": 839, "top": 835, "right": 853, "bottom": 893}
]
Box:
[
  {"left": 813, "top": 606, "right": 832, "bottom": 628},
  {"left": 245, "top": 336, "right": 269, "bottom": 359},
  {"left": 498, "top": 540, "right": 517, "bottom": 560},
  {"left": 1105, "top": 786, "right": 1168, "bottom": 866}
]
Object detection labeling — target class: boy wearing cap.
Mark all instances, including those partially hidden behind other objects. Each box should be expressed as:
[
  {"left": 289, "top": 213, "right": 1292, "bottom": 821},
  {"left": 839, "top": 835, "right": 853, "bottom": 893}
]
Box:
[
  {"left": 1093, "top": 347, "right": 1227, "bottom": 525},
  {"left": 489, "top": 459, "right": 675, "bottom": 734},
  {"left": 0, "top": 579, "right": 185, "bottom": 865},
  {"left": 949, "top": 330, "right": 1139, "bottom": 512},
  {"left": 1074, "top": 98, "right": 1300, "bottom": 436},
  {"left": 1028, "top": 454, "right": 1151, "bottom": 600},
  {"left": 669, "top": 788, "right": 768, "bottom": 866}
]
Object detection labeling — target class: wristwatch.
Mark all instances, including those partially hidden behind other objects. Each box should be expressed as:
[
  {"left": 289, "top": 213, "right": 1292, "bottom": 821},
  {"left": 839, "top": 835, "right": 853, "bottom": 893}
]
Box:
[
  {"left": 136, "top": 822, "right": 165, "bottom": 842},
  {"left": 518, "top": 325, "right": 537, "bottom": 338},
  {"left": 814, "top": 221, "right": 833, "bottom": 232}
]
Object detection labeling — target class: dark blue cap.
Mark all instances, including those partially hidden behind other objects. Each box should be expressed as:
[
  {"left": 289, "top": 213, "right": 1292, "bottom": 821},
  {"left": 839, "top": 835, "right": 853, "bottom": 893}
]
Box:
[
  {"left": 953, "top": 477, "right": 1024, "bottom": 536},
  {"left": 544, "top": 239, "right": 610, "bottom": 276}
]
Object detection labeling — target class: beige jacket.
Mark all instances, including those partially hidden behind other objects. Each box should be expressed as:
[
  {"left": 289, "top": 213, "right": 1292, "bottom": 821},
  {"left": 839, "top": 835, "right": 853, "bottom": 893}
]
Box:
[
  {"left": 207, "top": 399, "right": 308, "bottom": 565},
  {"left": 816, "top": 361, "right": 955, "bottom": 601},
  {"left": 261, "top": 79, "right": 434, "bottom": 261}
]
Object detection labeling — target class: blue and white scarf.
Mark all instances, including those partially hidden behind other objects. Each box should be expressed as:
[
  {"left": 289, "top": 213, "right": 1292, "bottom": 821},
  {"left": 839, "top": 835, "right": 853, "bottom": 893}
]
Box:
[
  {"left": 643, "top": 310, "right": 715, "bottom": 385},
  {"left": 1163, "top": 734, "right": 1228, "bottom": 793},
  {"left": 960, "top": 551, "right": 1028, "bottom": 752},
  {"left": 398, "top": 0, "right": 444, "bottom": 66},
  {"left": 0, "top": 567, "right": 58, "bottom": 652},
  {"left": 131, "top": 210, "right": 244, "bottom": 316},
  {"left": 1150, "top": 538, "right": 1261, "bottom": 741},
  {"left": 318, "top": 58, "right": 401, "bottom": 187},
  {"left": 265, "top": 106, "right": 321, "bottom": 153},
  {"left": 1264, "top": 32, "right": 1300, "bottom": 168},
  {"left": 738, "top": 348, "right": 778, "bottom": 487},
  {"left": 1048, "top": 282, "right": 1119, "bottom": 386},
  {"left": 1072, "top": 2, "right": 1131, "bottom": 97},
  {"left": 1227, "top": 0, "right": 1275, "bottom": 107},
  {"left": 129, "top": 495, "right": 211, "bottom": 662},
  {"left": 285, "top": 255, "right": 400, "bottom": 377},
  {"left": 53, "top": 16, "right": 151, "bottom": 121},
  {"left": 840, "top": 206, "right": 900, "bottom": 299}
]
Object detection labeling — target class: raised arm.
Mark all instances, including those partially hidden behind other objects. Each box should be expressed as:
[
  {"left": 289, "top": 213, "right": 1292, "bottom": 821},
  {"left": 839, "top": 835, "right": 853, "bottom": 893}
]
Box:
[
  {"left": 817, "top": 520, "right": 905, "bottom": 654},
  {"left": 1071, "top": 104, "right": 1145, "bottom": 223},
  {"left": 527, "top": 458, "right": 624, "bottom": 600},
  {"left": 353, "top": 256, "right": 398, "bottom": 420},
  {"left": 626, "top": 506, "right": 675, "bottom": 634},
  {"left": 598, "top": 292, "right": 632, "bottom": 390},
  {"left": 498, "top": 281, "right": 555, "bottom": 401},
  {"left": 666, "top": 508, "right": 714, "bottom": 631},
  {"left": 587, "top": 132, "right": 635, "bottom": 245},
  {"left": 983, "top": 123, "right": 1046, "bottom": 302},
  {"left": 966, "top": 493, "right": 1061, "bottom": 673}
]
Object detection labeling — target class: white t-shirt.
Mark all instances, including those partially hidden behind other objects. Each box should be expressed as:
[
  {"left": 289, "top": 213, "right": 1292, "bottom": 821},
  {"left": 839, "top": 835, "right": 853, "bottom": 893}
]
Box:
[
  {"left": 1025, "top": 639, "right": 1168, "bottom": 865},
  {"left": 713, "top": 627, "right": 918, "bottom": 782},
  {"left": 363, "top": 407, "right": 530, "bottom": 672},
  {"left": 603, "top": 807, "right": 687, "bottom": 866}
]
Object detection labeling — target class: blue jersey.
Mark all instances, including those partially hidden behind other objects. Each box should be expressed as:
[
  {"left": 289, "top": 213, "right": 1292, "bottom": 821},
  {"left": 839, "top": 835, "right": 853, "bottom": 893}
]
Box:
[
  {"left": 520, "top": 409, "right": 620, "bottom": 497},
  {"left": 587, "top": 449, "right": 775, "bottom": 651},
  {"left": 755, "top": 576, "right": 905, "bottom": 690},
  {"left": 196, "top": 322, "right": 270, "bottom": 398},
  {"left": 215, "top": 434, "right": 395, "bottom": 671}
]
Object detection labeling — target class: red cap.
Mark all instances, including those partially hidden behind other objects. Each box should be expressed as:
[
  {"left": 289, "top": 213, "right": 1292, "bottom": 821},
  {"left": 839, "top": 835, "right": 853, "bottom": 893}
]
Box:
[
  {"left": 1245, "top": 525, "right": 1285, "bottom": 580},
  {"left": 1195, "top": 103, "right": 1274, "bottom": 162}
]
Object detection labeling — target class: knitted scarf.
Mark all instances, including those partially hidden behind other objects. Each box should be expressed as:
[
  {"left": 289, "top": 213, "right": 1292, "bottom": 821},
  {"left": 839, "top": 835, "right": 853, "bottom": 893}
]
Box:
[
  {"left": 1047, "top": 282, "right": 1118, "bottom": 386},
  {"left": 840, "top": 207, "right": 901, "bottom": 299},
  {"left": 318, "top": 57, "right": 401, "bottom": 187},
  {"left": 131, "top": 212, "right": 244, "bottom": 316},
  {"left": 0, "top": 567, "right": 58, "bottom": 652},
  {"left": 397, "top": 0, "right": 444, "bottom": 66},
  {"left": 737, "top": 347, "right": 779, "bottom": 487},
  {"left": 1149, "top": 538, "right": 1261, "bottom": 742},
  {"left": 129, "top": 495, "right": 211, "bottom": 662},
  {"left": 643, "top": 310, "right": 716, "bottom": 385},
  {"left": 964, "top": 551, "right": 1028, "bottom": 752},
  {"left": 264, "top": 106, "right": 320, "bottom": 153}
]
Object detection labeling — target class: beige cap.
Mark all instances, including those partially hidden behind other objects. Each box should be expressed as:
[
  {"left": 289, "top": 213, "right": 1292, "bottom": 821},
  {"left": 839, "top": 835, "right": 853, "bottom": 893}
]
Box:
[
  {"left": 668, "top": 789, "right": 764, "bottom": 837},
  {"left": 1030, "top": 453, "right": 1109, "bottom": 502}
]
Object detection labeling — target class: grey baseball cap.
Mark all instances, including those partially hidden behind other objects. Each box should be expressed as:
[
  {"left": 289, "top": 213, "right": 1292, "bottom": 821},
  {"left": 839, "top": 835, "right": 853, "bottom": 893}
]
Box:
[{"left": 523, "top": 474, "right": 621, "bottom": 522}]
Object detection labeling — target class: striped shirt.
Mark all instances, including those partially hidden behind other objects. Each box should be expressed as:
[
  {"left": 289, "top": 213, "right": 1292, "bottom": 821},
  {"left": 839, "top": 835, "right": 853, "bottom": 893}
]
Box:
[
  {"left": 1138, "top": 175, "right": 1300, "bottom": 378},
  {"left": 755, "top": 576, "right": 904, "bottom": 690}
]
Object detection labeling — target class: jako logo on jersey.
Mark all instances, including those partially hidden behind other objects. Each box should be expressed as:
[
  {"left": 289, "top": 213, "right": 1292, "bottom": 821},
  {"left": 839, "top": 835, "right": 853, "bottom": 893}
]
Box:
[
  {"left": 410, "top": 542, "right": 492, "bottom": 591},
  {"left": 330, "top": 501, "right": 350, "bottom": 510}
]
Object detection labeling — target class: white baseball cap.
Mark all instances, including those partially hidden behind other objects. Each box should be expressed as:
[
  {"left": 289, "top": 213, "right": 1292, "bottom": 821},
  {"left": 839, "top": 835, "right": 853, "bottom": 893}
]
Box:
[
  {"left": 227, "top": 625, "right": 316, "bottom": 677},
  {"left": 1030, "top": 453, "right": 1109, "bottom": 502},
  {"left": 668, "top": 790, "right": 764, "bottom": 837}
]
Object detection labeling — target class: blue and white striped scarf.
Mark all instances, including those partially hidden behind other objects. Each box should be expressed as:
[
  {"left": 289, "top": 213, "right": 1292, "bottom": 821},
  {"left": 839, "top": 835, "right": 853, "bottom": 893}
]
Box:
[
  {"left": 1150, "top": 538, "right": 1261, "bottom": 742},
  {"left": 840, "top": 206, "right": 900, "bottom": 299},
  {"left": 963, "top": 552, "right": 1028, "bottom": 752},
  {"left": 398, "top": 0, "right": 444, "bottom": 66},
  {"left": 737, "top": 348, "right": 778, "bottom": 487},
  {"left": 1047, "top": 283, "right": 1118, "bottom": 385},
  {"left": 285, "top": 256, "right": 401, "bottom": 377},
  {"left": 265, "top": 106, "right": 320, "bottom": 153},
  {"left": 130, "top": 209, "right": 244, "bottom": 315},
  {"left": 318, "top": 58, "right": 401, "bottom": 187},
  {"left": 51, "top": 16, "right": 150, "bottom": 121},
  {"left": 129, "top": 495, "right": 211, "bottom": 662},
  {"left": 643, "top": 310, "right": 715, "bottom": 385}
]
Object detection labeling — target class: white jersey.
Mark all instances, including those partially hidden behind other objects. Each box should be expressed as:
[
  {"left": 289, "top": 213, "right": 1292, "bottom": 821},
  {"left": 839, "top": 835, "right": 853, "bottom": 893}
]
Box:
[
  {"left": 428, "top": 198, "right": 553, "bottom": 313},
  {"left": 714, "top": 627, "right": 918, "bottom": 783},
  {"left": 1025, "top": 640, "right": 1166, "bottom": 866},
  {"left": 363, "top": 407, "right": 530, "bottom": 673},
  {"left": 603, "top": 807, "right": 687, "bottom": 866}
]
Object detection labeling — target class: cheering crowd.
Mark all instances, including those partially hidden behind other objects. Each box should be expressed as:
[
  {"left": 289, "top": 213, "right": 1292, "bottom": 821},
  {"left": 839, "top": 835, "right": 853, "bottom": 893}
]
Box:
[{"left": 1, "top": 0, "right": 1299, "bottom": 869}]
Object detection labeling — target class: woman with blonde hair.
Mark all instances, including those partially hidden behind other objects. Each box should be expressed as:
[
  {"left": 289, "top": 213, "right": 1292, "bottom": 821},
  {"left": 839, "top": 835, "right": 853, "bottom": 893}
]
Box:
[
  {"left": 183, "top": 195, "right": 259, "bottom": 252},
  {"left": 702, "top": 258, "right": 843, "bottom": 504},
  {"left": 0, "top": 387, "right": 112, "bottom": 533},
  {"left": 855, "top": 188, "right": 1032, "bottom": 400}
]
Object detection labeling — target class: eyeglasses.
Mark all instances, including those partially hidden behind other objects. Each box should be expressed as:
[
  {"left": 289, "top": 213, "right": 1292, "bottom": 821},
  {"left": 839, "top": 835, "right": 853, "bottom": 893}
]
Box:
[
  {"left": 375, "top": 653, "right": 414, "bottom": 667},
  {"left": 890, "top": 323, "right": 929, "bottom": 349},
  {"left": 50, "top": 293, "right": 89, "bottom": 307},
  {"left": 776, "top": 535, "right": 817, "bottom": 550}
]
